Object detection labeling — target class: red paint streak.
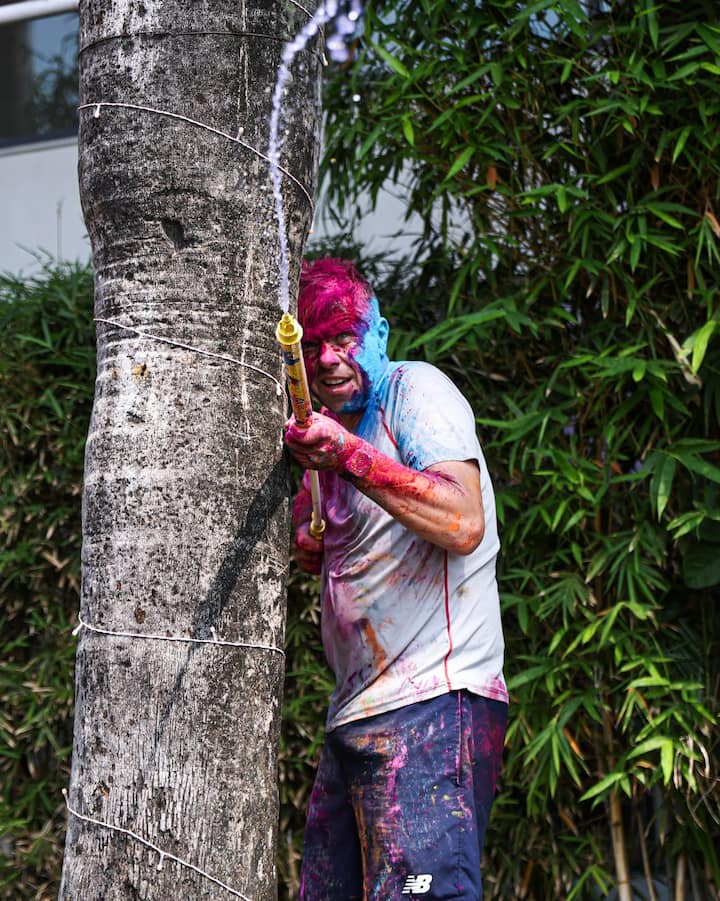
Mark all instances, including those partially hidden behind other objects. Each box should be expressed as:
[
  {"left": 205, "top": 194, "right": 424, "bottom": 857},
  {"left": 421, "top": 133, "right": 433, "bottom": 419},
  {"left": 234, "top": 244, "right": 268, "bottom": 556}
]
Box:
[
  {"left": 442, "top": 551, "right": 453, "bottom": 691},
  {"left": 355, "top": 444, "right": 444, "bottom": 497},
  {"left": 378, "top": 403, "right": 400, "bottom": 450}
]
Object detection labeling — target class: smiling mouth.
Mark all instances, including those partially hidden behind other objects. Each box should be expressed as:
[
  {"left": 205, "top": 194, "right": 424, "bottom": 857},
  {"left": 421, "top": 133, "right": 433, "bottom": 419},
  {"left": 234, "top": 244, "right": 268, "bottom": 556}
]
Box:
[{"left": 322, "top": 377, "right": 352, "bottom": 387}]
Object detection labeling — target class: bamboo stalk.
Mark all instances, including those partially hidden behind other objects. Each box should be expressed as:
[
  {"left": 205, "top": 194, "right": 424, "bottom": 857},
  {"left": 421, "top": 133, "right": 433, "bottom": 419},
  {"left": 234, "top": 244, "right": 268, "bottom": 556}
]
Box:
[
  {"left": 518, "top": 859, "right": 533, "bottom": 900},
  {"left": 674, "top": 852, "right": 686, "bottom": 901},
  {"left": 635, "top": 803, "right": 658, "bottom": 901},
  {"left": 602, "top": 701, "right": 632, "bottom": 901},
  {"left": 609, "top": 788, "right": 633, "bottom": 901}
]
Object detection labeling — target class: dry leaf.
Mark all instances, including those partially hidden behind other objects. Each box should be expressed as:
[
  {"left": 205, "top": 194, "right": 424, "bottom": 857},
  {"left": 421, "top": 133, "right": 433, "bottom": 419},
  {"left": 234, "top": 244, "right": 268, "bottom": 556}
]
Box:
[
  {"left": 705, "top": 210, "right": 720, "bottom": 238},
  {"left": 651, "top": 162, "right": 660, "bottom": 191}
]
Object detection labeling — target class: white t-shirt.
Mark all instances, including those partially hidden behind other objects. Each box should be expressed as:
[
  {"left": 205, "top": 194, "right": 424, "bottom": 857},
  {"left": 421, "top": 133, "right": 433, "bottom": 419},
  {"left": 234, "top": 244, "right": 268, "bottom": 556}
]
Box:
[{"left": 316, "top": 360, "right": 508, "bottom": 730}]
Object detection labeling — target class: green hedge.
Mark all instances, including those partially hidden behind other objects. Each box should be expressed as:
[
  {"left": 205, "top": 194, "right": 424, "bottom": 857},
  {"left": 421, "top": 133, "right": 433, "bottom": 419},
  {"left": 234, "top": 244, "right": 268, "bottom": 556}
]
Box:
[{"left": 0, "top": 264, "right": 94, "bottom": 897}]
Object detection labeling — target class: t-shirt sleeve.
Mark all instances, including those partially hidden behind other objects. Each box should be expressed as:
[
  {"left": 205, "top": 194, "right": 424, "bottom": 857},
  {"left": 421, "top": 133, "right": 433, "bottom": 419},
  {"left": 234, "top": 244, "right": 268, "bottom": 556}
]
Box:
[{"left": 387, "top": 362, "right": 482, "bottom": 471}]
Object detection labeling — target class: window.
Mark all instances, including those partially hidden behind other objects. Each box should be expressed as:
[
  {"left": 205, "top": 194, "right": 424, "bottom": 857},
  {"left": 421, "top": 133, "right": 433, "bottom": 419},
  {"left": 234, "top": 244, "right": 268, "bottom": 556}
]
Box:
[{"left": 0, "top": 9, "right": 78, "bottom": 146}]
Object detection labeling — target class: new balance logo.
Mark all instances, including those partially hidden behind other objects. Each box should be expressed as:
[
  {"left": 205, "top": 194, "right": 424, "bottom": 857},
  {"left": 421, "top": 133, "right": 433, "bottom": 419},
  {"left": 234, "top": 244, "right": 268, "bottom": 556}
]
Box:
[{"left": 402, "top": 874, "right": 433, "bottom": 894}]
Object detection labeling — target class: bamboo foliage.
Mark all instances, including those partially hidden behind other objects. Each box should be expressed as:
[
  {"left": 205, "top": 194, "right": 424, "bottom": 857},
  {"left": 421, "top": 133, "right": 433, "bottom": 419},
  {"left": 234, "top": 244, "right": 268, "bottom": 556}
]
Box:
[{"left": 319, "top": 0, "right": 720, "bottom": 896}]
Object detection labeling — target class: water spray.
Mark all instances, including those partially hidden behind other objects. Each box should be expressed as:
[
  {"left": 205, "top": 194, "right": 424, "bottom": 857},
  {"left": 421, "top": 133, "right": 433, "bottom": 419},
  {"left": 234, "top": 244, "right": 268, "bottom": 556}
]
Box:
[
  {"left": 276, "top": 312, "right": 326, "bottom": 540},
  {"left": 271, "top": 1, "right": 363, "bottom": 542},
  {"left": 268, "top": 0, "right": 363, "bottom": 313}
]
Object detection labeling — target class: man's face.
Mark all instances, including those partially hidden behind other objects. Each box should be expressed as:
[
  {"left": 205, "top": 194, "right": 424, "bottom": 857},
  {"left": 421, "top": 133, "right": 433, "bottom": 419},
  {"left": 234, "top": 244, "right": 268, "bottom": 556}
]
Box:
[{"left": 302, "top": 298, "right": 389, "bottom": 416}]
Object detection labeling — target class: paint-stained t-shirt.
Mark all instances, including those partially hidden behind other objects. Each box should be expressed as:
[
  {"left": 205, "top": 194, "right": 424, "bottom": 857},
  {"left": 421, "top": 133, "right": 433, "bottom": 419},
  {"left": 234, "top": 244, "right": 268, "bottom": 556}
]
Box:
[{"left": 316, "top": 360, "right": 508, "bottom": 731}]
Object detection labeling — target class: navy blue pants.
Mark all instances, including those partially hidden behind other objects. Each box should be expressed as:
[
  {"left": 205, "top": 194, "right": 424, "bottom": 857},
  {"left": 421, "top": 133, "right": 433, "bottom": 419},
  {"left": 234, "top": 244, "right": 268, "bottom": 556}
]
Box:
[{"left": 299, "top": 691, "right": 508, "bottom": 900}]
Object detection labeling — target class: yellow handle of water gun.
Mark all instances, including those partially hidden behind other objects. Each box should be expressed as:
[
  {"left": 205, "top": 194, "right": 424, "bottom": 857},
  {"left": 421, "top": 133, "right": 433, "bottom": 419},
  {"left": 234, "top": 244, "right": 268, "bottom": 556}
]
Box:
[{"left": 276, "top": 313, "right": 326, "bottom": 540}]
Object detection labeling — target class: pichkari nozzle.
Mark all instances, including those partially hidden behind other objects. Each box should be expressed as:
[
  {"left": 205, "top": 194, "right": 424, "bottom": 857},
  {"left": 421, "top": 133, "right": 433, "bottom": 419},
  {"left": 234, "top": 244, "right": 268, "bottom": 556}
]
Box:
[{"left": 276, "top": 311, "right": 303, "bottom": 346}]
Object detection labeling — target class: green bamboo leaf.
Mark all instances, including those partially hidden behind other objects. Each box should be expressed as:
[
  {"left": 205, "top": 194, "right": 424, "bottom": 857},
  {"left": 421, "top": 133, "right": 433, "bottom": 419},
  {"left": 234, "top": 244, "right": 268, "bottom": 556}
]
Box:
[
  {"left": 428, "top": 95, "right": 485, "bottom": 133},
  {"left": 580, "top": 771, "right": 625, "bottom": 803},
  {"left": 697, "top": 24, "right": 720, "bottom": 55},
  {"left": 371, "top": 43, "right": 411, "bottom": 79},
  {"left": 691, "top": 320, "right": 716, "bottom": 372},
  {"left": 650, "top": 454, "right": 675, "bottom": 518},
  {"left": 408, "top": 308, "right": 506, "bottom": 350},
  {"left": 673, "top": 452, "right": 720, "bottom": 484},
  {"left": 557, "top": 185, "right": 568, "bottom": 213},
  {"left": 649, "top": 387, "right": 665, "bottom": 421},
  {"left": 510, "top": 0, "right": 558, "bottom": 27},
  {"left": 42, "top": 389, "right": 64, "bottom": 420},
  {"left": 669, "top": 42, "right": 714, "bottom": 62},
  {"left": 668, "top": 61, "right": 701, "bottom": 82},
  {"left": 671, "top": 125, "right": 692, "bottom": 161},
  {"left": 445, "top": 146, "right": 475, "bottom": 181},
  {"left": 661, "top": 740, "right": 674, "bottom": 784},
  {"left": 401, "top": 116, "right": 415, "bottom": 147},
  {"left": 627, "top": 675, "right": 671, "bottom": 688},
  {"left": 563, "top": 510, "right": 586, "bottom": 533},
  {"left": 647, "top": 5, "right": 659, "bottom": 49},
  {"left": 646, "top": 205, "right": 684, "bottom": 229},
  {"left": 644, "top": 233, "right": 682, "bottom": 255},
  {"left": 667, "top": 509, "right": 711, "bottom": 539},
  {"left": 506, "top": 665, "right": 550, "bottom": 690},
  {"left": 595, "top": 162, "right": 634, "bottom": 184},
  {"left": 449, "top": 66, "right": 490, "bottom": 94},
  {"left": 16, "top": 333, "right": 52, "bottom": 349},
  {"left": 564, "top": 258, "right": 582, "bottom": 289},
  {"left": 358, "top": 124, "right": 385, "bottom": 159},
  {"left": 628, "top": 736, "right": 675, "bottom": 757}
]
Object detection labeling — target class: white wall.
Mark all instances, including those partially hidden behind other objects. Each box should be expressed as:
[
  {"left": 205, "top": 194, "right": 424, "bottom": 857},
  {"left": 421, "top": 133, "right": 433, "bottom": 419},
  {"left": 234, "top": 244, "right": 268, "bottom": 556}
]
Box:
[
  {"left": 0, "top": 135, "right": 420, "bottom": 277},
  {"left": 312, "top": 185, "right": 420, "bottom": 258},
  {"left": 0, "top": 135, "right": 90, "bottom": 274}
]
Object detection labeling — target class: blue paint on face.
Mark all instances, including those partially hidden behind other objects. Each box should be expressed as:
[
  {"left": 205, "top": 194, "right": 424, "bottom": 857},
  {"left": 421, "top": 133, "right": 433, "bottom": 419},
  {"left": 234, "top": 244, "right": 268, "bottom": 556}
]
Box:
[{"left": 343, "top": 298, "right": 389, "bottom": 413}]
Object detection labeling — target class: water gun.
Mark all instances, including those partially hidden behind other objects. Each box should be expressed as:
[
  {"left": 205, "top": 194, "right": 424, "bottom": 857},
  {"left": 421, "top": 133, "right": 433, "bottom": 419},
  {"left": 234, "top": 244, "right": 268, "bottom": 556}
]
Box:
[{"left": 276, "top": 313, "right": 326, "bottom": 540}]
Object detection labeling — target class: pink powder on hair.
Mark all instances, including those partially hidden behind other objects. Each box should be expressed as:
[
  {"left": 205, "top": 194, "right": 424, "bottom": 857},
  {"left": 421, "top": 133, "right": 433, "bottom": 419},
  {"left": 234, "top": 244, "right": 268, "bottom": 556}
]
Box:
[{"left": 299, "top": 258, "right": 374, "bottom": 338}]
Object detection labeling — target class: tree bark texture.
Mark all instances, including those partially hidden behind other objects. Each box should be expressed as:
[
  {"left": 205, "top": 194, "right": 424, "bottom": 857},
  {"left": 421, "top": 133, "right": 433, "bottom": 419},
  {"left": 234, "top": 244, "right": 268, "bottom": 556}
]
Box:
[{"left": 60, "top": 2, "right": 321, "bottom": 898}]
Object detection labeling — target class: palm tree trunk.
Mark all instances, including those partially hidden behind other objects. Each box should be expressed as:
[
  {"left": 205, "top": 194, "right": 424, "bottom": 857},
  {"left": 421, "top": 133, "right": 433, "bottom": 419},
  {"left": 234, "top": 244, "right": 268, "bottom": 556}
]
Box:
[{"left": 60, "top": 1, "right": 321, "bottom": 898}]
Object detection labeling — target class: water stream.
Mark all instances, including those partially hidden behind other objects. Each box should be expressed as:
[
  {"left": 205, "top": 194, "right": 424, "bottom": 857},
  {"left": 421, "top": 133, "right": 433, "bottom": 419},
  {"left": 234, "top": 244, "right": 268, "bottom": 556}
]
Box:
[{"left": 268, "top": 0, "right": 363, "bottom": 312}]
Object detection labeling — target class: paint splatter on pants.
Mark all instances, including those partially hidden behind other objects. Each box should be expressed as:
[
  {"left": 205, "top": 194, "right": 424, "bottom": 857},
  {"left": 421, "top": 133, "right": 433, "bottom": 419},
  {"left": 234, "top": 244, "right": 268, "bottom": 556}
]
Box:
[{"left": 299, "top": 690, "right": 508, "bottom": 900}]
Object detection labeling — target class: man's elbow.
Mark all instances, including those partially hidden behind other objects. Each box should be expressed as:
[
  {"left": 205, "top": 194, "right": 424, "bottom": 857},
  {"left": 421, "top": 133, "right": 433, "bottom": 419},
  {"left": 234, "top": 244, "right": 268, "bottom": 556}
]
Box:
[{"left": 448, "top": 513, "right": 485, "bottom": 556}]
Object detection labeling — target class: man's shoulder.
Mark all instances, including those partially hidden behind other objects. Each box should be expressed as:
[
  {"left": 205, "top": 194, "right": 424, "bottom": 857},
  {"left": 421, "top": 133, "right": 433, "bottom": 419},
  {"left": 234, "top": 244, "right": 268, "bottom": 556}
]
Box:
[
  {"left": 384, "top": 360, "right": 465, "bottom": 404},
  {"left": 386, "top": 359, "right": 450, "bottom": 390}
]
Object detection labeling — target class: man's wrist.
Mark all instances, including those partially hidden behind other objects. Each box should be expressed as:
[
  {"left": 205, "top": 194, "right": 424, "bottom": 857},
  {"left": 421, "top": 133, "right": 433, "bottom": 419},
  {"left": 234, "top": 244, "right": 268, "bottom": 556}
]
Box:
[
  {"left": 337, "top": 436, "right": 376, "bottom": 481},
  {"left": 343, "top": 446, "right": 374, "bottom": 479}
]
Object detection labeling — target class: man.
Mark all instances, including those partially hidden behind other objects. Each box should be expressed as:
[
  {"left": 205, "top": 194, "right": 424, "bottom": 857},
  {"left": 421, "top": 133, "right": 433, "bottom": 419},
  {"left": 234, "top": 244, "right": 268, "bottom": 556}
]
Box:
[{"left": 284, "top": 258, "right": 508, "bottom": 900}]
